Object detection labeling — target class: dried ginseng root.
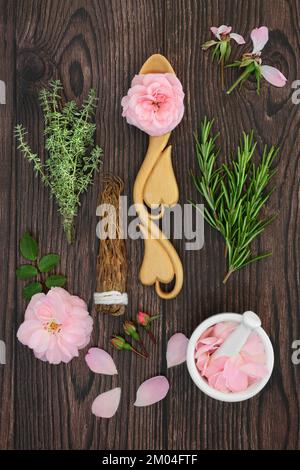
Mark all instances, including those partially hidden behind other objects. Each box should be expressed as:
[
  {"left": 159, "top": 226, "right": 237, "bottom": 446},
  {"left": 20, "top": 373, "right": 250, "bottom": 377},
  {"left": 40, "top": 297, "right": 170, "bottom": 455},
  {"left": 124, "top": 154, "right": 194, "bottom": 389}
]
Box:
[{"left": 94, "top": 176, "right": 127, "bottom": 315}]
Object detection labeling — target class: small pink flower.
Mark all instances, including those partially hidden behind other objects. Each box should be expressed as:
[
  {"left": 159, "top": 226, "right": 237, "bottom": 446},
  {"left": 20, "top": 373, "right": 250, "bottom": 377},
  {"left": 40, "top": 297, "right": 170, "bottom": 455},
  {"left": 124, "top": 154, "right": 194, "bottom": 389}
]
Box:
[
  {"left": 210, "top": 25, "right": 245, "bottom": 44},
  {"left": 227, "top": 26, "right": 287, "bottom": 94},
  {"left": 250, "top": 26, "right": 287, "bottom": 87},
  {"left": 17, "top": 288, "right": 93, "bottom": 364},
  {"left": 121, "top": 73, "right": 184, "bottom": 137},
  {"left": 202, "top": 25, "right": 245, "bottom": 89}
]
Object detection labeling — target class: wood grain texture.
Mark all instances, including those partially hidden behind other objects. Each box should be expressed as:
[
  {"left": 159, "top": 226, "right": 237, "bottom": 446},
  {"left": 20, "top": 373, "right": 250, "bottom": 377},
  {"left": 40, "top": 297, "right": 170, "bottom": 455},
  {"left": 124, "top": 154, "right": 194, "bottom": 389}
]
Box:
[{"left": 0, "top": 0, "right": 299, "bottom": 450}]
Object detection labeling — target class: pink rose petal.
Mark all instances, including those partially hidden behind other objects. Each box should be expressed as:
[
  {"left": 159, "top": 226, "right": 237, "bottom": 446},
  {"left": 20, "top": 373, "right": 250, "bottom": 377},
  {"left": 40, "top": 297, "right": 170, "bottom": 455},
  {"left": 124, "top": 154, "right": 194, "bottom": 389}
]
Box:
[
  {"left": 240, "top": 351, "right": 266, "bottom": 364},
  {"left": 215, "top": 372, "right": 229, "bottom": 393},
  {"left": 199, "top": 325, "right": 214, "bottom": 340},
  {"left": 239, "top": 362, "right": 268, "bottom": 379},
  {"left": 223, "top": 357, "right": 248, "bottom": 392},
  {"left": 197, "top": 353, "right": 211, "bottom": 377},
  {"left": 251, "top": 26, "right": 269, "bottom": 53},
  {"left": 204, "top": 356, "right": 228, "bottom": 378},
  {"left": 213, "top": 321, "right": 237, "bottom": 339},
  {"left": 261, "top": 65, "right": 287, "bottom": 87},
  {"left": 242, "top": 333, "right": 265, "bottom": 356},
  {"left": 134, "top": 376, "right": 169, "bottom": 407},
  {"left": 167, "top": 333, "right": 189, "bottom": 368},
  {"left": 91, "top": 387, "right": 121, "bottom": 418},
  {"left": 85, "top": 348, "right": 118, "bottom": 375},
  {"left": 197, "top": 336, "right": 219, "bottom": 345},
  {"left": 194, "top": 338, "right": 220, "bottom": 357}
]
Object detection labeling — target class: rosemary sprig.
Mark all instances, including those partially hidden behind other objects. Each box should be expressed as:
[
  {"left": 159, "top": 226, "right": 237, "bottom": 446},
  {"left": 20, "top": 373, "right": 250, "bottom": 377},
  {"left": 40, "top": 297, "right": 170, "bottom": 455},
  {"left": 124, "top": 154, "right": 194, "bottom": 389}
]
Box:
[
  {"left": 191, "top": 118, "right": 278, "bottom": 283},
  {"left": 15, "top": 80, "right": 103, "bottom": 244}
]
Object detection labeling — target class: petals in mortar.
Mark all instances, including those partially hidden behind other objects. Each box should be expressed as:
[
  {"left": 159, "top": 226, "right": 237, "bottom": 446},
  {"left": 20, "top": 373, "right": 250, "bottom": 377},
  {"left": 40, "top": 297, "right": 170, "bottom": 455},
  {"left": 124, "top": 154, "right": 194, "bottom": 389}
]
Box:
[
  {"left": 134, "top": 376, "right": 169, "bottom": 407},
  {"left": 91, "top": 387, "right": 121, "bottom": 418},
  {"left": 167, "top": 333, "right": 189, "bottom": 367},
  {"left": 85, "top": 348, "right": 118, "bottom": 375}
]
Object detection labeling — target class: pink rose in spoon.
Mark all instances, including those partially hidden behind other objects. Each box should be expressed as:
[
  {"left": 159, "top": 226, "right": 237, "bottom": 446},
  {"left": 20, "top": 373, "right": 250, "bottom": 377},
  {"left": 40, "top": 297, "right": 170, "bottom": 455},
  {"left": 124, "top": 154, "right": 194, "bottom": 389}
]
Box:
[{"left": 121, "top": 73, "right": 184, "bottom": 136}]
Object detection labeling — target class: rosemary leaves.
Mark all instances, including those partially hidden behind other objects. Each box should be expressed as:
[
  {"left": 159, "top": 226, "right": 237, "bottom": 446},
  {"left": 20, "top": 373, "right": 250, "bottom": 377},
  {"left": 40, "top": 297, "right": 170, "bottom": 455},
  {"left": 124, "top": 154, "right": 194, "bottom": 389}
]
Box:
[
  {"left": 15, "top": 80, "right": 103, "bottom": 243},
  {"left": 191, "top": 118, "right": 278, "bottom": 283}
]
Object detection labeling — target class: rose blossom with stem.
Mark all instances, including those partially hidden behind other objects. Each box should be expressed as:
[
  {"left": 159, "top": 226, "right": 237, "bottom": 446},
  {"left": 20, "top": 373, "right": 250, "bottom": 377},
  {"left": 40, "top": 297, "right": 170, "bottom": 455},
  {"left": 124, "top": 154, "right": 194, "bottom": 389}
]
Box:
[
  {"left": 202, "top": 25, "right": 245, "bottom": 89},
  {"left": 227, "top": 26, "right": 287, "bottom": 95}
]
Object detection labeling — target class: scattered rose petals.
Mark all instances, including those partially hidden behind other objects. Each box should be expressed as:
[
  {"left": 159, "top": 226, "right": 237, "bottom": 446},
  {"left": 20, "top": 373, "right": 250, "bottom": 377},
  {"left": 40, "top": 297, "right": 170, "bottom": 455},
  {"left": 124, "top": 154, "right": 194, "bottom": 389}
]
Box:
[
  {"left": 134, "top": 376, "right": 169, "bottom": 407},
  {"left": 85, "top": 348, "right": 118, "bottom": 375},
  {"left": 167, "top": 333, "right": 189, "bottom": 368},
  {"left": 91, "top": 387, "right": 121, "bottom": 418}
]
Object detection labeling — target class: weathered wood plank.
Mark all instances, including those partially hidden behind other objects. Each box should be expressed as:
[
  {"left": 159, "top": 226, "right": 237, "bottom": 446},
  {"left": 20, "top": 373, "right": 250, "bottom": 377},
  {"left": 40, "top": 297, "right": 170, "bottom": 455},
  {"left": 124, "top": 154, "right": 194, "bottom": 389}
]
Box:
[{"left": 0, "top": 0, "right": 16, "bottom": 451}]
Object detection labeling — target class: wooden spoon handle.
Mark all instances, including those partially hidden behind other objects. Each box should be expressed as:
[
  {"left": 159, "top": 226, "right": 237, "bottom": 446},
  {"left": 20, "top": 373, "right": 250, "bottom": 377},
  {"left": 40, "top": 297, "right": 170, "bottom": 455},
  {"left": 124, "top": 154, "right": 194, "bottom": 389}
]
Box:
[{"left": 133, "top": 54, "right": 183, "bottom": 300}]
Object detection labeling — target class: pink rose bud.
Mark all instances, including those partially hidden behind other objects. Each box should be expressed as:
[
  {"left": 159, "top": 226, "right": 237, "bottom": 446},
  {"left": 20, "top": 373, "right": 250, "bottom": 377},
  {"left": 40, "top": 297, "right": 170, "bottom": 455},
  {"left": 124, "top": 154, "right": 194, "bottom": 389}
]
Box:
[
  {"left": 111, "top": 335, "right": 130, "bottom": 351},
  {"left": 137, "top": 311, "right": 150, "bottom": 327},
  {"left": 123, "top": 321, "right": 140, "bottom": 342}
]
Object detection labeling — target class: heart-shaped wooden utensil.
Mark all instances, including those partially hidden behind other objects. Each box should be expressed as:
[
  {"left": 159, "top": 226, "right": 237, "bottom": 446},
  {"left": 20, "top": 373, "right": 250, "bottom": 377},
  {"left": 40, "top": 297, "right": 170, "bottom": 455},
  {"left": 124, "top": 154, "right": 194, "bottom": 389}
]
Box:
[
  {"left": 133, "top": 54, "right": 183, "bottom": 300},
  {"left": 143, "top": 145, "right": 179, "bottom": 208}
]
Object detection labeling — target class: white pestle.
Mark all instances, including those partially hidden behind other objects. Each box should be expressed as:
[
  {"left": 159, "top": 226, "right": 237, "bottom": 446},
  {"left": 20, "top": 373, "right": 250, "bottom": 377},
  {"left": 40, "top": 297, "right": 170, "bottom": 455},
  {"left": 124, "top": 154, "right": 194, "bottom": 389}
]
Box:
[{"left": 212, "top": 311, "right": 261, "bottom": 359}]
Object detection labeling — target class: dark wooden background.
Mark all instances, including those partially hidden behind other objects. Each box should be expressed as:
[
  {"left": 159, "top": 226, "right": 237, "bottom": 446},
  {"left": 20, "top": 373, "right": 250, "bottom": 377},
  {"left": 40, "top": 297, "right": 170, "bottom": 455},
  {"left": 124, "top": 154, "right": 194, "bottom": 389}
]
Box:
[{"left": 0, "top": 0, "right": 299, "bottom": 450}]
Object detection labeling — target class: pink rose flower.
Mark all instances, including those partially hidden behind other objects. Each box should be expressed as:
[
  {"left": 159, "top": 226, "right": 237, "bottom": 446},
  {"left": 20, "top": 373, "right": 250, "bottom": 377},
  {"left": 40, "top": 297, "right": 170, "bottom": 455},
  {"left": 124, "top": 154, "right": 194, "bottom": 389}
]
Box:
[
  {"left": 121, "top": 73, "right": 184, "bottom": 136},
  {"left": 17, "top": 288, "right": 93, "bottom": 364}
]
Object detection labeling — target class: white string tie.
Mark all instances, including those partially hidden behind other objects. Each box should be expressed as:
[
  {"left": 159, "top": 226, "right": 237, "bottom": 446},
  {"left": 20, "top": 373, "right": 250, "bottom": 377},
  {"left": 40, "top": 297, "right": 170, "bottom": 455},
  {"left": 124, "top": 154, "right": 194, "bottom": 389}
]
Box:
[{"left": 94, "top": 291, "right": 128, "bottom": 305}]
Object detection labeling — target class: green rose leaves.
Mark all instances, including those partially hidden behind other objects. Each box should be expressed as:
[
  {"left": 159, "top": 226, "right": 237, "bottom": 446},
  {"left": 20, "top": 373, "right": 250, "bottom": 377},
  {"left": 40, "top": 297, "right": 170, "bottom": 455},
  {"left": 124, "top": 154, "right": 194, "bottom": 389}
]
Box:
[{"left": 17, "top": 232, "right": 67, "bottom": 300}]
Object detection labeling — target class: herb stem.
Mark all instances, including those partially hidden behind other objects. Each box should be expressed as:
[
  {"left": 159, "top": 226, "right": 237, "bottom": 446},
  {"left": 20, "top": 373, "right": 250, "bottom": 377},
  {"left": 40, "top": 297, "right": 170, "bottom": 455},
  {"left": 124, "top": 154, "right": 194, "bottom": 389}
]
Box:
[
  {"left": 63, "top": 219, "right": 74, "bottom": 245},
  {"left": 223, "top": 269, "right": 235, "bottom": 284},
  {"left": 131, "top": 347, "right": 147, "bottom": 359},
  {"left": 226, "top": 64, "right": 254, "bottom": 95},
  {"left": 146, "top": 329, "right": 157, "bottom": 344},
  {"left": 220, "top": 57, "right": 225, "bottom": 90}
]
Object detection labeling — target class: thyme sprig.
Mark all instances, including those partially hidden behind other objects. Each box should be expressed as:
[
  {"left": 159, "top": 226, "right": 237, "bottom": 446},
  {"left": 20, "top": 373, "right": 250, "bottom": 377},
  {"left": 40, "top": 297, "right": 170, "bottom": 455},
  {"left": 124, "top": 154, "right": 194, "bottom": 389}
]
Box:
[
  {"left": 191, "top": 118, "right": 278, "bottom": 283},
  {"left": 15, "top": 80, "right": 103, "bottom": 243}
]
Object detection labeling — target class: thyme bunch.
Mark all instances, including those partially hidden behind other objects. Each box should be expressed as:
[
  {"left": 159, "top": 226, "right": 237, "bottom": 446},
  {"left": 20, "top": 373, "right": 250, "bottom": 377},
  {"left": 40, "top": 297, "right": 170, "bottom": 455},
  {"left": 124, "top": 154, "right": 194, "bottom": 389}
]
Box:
[
  {"left": 191, "top": 118, "right": 278, "bottom": 283},
  {"left": 15, "top": 80, "right": 103, "bottom": 243}
]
